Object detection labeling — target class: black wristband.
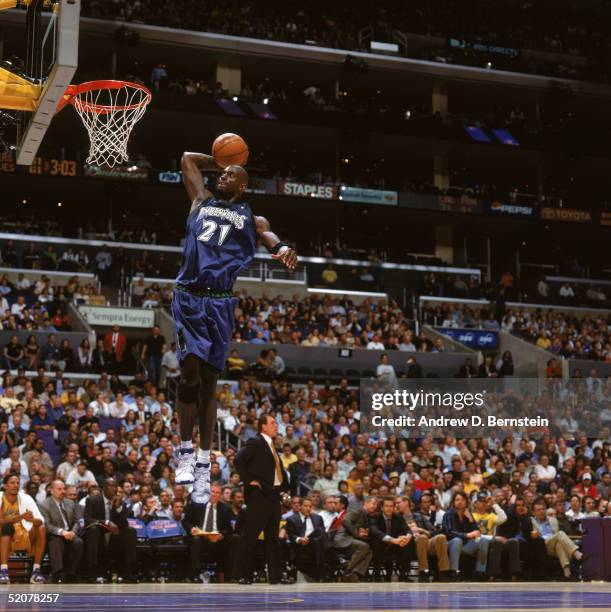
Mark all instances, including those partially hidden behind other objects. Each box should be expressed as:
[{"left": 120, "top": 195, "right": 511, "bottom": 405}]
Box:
[{"left": 271, "top": 242, "right": 289, "bottom": 255}]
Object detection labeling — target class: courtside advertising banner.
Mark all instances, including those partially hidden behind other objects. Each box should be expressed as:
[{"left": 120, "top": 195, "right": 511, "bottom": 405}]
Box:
[
  {"left": 339, "top": 186, "right": 398, "bottom": 206},
  {"left": 399, "top": 192, "right": 482, "bottom": 214},
  {"left": 433, "top": 327, "right": 499, "bottom": 349},
  {"left": 278, "top": 181, "right": 338, "bottom": 200},
  {"left": 79, "top": 306, "right": 155, "bottom": 328},
  {"left": 541, "top": 207, "right": 593, "bottom": 223},
  {"left": 485, "top": 201, "right": 538, "bottom": 218}
]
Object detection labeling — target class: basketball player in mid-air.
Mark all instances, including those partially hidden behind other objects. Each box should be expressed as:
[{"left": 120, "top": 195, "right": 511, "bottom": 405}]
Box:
[{"left": 172, "top": 146, "right": 297, "bottom": 504}]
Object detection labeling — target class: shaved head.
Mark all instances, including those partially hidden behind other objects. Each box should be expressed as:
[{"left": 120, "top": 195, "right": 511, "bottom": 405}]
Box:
[
  {"left": 217, "top": 165, "right": 249, "bottom": 200},
  {"left": 227, "top": 165, "right": 249, "bottom": 184}
]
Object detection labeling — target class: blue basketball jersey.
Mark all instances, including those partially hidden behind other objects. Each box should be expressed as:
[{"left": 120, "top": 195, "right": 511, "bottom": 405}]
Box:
[{"left": 175, "top": 197, "right": 257, "bottom": 292}]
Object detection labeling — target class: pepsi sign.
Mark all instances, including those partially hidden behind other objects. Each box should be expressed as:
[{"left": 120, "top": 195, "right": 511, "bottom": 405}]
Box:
[{"left": 434, "top": 328, "right": 499, "bottom": 349}]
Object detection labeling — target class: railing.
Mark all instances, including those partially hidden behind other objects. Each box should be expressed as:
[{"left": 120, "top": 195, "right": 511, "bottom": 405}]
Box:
[
  {"left": 0, "top": 231, "right": 479, "bottom": 276},
  {"left": 393, "top": 30, "right": 408, "bottom": 56},
  {"left": 358, "top": 25, "right": 372, "bottom": 50}
]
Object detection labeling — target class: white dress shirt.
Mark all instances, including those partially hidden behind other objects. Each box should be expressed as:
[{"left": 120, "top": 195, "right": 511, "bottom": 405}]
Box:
[
  {"left": 202, "top": 503, "right": 218, "bottom": 532},
  {"left": 261, "top": 432, "right": 281, "bottom": 486},
  {"left": 297, "top": 512, "right": 314, "bottom": 543}
]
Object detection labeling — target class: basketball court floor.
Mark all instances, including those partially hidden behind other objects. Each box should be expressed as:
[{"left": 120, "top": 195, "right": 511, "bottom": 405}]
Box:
[{"left": 0, "top": 582, "right": 609, "bottom": 612}]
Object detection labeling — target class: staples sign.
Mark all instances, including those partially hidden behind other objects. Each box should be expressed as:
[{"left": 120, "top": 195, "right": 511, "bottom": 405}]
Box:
[{"left": 279, "top": 181, "right": 337, "bottom": 200}]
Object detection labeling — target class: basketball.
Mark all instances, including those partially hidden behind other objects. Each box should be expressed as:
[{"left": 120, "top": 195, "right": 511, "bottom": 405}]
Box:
[{"left": 212, "top": 133, "right": 249, "bottom": 167}]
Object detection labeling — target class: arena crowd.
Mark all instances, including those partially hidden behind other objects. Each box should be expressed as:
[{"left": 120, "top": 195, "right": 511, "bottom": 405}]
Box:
[
  {"left": 0, "top": 355, "right": 608, "bottom": 583},
  {"left": 80, "top": 0, "right": 611, "bottom": 83},
  {"left": 421, "top": 301, "right": 611, "bottom": 362}
]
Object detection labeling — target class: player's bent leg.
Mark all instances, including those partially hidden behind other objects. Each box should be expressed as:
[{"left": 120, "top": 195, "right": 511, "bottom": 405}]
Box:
[
  {"left": 0, "top": 525, "right": 14, "bottom": 584},
  {"left": 175, "top": 354, "right": 201, "bottom": 485},
  {"left": 192, "top": 361, "right": 220, "bottom": 504},
  {"left": 29, "top": 525, "right": 46, "bottom": 583}
]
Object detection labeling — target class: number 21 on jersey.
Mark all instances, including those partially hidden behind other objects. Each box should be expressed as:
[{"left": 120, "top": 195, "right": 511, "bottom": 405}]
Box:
[{"left": 198, "top": 220, "right": 231, "bottom": 245}]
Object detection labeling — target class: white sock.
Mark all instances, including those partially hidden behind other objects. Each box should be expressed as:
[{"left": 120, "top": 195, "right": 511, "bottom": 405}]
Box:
[
  {"left": 1, "top": 564, "right": 7, "bottom": 571},
  {"left": 197, "top": 449, "right": 210, "bottom": 464},
  {"left": 180, "top": 440, "right": 194, "bottom": 452},
  {"left": 32, "top": 564, "right": 40, "bottom": 572}
]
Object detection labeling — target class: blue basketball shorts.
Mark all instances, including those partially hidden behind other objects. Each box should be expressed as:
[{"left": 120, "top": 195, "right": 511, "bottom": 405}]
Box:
[{"left": 171, "top": 289, "right": 237, "bottom": 372}]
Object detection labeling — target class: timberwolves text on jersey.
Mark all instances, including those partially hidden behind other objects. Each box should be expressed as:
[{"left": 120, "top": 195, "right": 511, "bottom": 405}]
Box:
[{"left": 176, "top": 197, "right": 257, "bottom": 293}]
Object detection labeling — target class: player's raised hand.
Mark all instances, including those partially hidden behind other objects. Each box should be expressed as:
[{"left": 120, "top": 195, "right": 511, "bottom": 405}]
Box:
[{"left": 271, "top": 246, "right": 298, "bottom": 271}]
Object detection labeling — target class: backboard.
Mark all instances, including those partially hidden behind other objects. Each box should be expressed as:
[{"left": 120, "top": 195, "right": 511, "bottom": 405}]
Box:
[{"left": 0, "top": 0, "right": 80, "bottom": 165}]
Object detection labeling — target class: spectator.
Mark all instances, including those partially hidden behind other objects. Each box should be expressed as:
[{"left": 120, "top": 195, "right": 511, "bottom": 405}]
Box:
[
  {"left": 457, "top": 358, "right": 477, "bottom": 378},
  {"left": 367, "top": 334, "right": 385, "bottom": 350},
  {"left": 162, "top": 342, "right": 180, "bottom": 383},
  {"left": 141, "top": 326, "right": 165, "bottom": 386},
  {"left": 41, "top": 245, "right": 59, "bottom": 271},
  {"left": 59, "top": 339, "right": 76, "bottom": 373},
  {"left": 104, "top": 325, "right": 127, "bottom": 374},
  {"left": 286, "top": 496, "right": 342, "bottom": 581},
  {"left": 321, "top": 265, "right": 338, "bottom": 287},
  {"left": 376, "top": 353, "right": 397, "bottom": 385},
  {"left": 22, "top": 243, "right": 41, "bottom": 270},
  {"left": 150, "top": 63, "right": 168, "bottom": 92},
  {"left": 478, "top": 355, "right": 498, "bottom": 378},
  {"left": 38, "top": 479, "right": 84, "bottom": 583},
  {"left": 0, "top": 474, "right": 46, "bottom": 584},
  {"left": 266, "top": 348, "right": 285, "bottom": 379},
  {"left": 226, "top": 349, "right": 246, "bottom": 377},
  {"left": 530, "top": 498, "right": 587, "bottom": 579},
  {"left": 41, "top": 334, "right": 64, "bottom": 372},
  {"left": 496, "top": 351, "right": 514, "bottom": 377},
  {"left": 3, "top": 335, "right": 25, "bottom": 370},
  {"left": 369, "top": 496, "right": 414, "bottom": 581},
  {"left": 92, "top": 339, "right": 111, "bottom": 374},
  {"left": 94, "top": 246, "right": 112, "bottom": 284},
  {"left": 443, "top": 491, "right": 490, "bottom": 579},
  {"left": 399, "top": 496, "right": 450, "bottom": 582},
  {"left": 75, "top": 249, "right": 90, "bottom": 272},
  {"left": 77, "top": 339, "right": 93, "bottom": 372},
  {"left": 332, "top": 495, "right": 376, "bottom": 582},
  {"left": 83, "top": 478, "right": 138, "bottom": 582}
]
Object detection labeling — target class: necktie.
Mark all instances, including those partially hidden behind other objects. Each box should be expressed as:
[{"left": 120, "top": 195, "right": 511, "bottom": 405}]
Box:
[
  {"left": 59, "top": 502, "right": 69, "bottom": 530},
  {"left": 386, "top": 517, "right": 392, "bottom": 534},
  {"left": 204, "top": 504, "right": 215, "bottom": 532},
  {"left": 331, "top": 511, "right": 345, "bottom": 531},
  {"left": 271, "top": 444, "right": 283, "bottom": 485}
]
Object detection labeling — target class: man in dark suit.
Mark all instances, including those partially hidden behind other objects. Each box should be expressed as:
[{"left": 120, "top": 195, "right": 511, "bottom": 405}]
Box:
[
  {"left": 183, "top": 483, "right": 239, "bottom": 582},
  {"left": 333, "top": 495, "right": 376, "bottom": 582},
  {"left": 233, "top": 413, "right": 289, "bottom": 584},
  {"left": 369, "top": 497, "right": 414, "bottom": 581},
  {"left": 38, "top": 480, "right": 83, "bottom": 583},
  {"left": 83, "top": 478, "right": 138, "bottom": 582},
  {"left": 286, "top": 497, "right": 342, "bottom": 581}
]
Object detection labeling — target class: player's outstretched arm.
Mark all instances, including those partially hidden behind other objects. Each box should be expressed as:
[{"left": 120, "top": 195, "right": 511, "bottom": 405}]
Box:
[
  {"left": 255, "top": 216, "right": 298, "bottom": 271},
  {"left": 181, "top": 152, "right": 222, "bottom": 209}
]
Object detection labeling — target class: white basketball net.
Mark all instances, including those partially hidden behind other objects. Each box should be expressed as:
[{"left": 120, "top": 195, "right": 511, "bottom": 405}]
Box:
[{"left": 70, "top": 83, "right": 151, "bottom": 168}]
